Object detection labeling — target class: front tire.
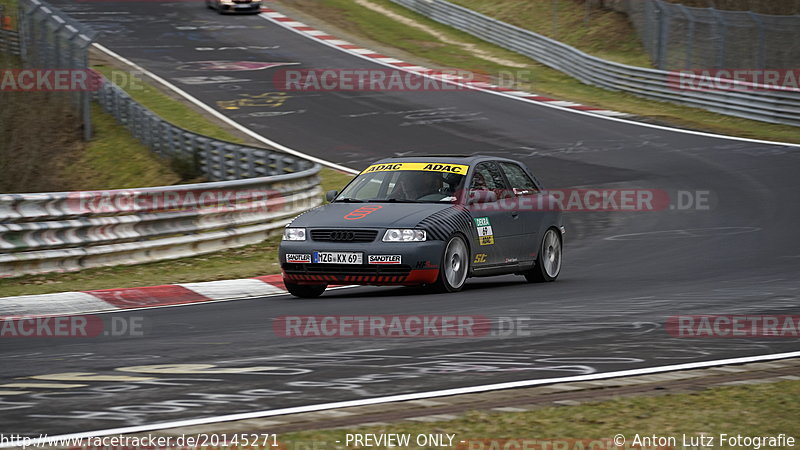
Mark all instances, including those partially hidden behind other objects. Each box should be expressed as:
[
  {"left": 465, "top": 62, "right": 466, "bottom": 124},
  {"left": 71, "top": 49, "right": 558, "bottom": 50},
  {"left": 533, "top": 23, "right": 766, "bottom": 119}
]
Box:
[
  {"left": 433, "top": 235, "right": 469, "bottom": 293},
  {"left": 285, "top": 282, "right": 327, "bottom": 298},
  {"left": 525, "top": 228, "right": 562, "bottom": 282}
]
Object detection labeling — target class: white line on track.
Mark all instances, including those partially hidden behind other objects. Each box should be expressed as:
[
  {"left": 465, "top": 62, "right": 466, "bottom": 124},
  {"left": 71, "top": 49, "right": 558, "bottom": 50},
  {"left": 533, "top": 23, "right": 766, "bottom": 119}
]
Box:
[{"left": 4, "top": 351, "right": 799, "bottom": 448}]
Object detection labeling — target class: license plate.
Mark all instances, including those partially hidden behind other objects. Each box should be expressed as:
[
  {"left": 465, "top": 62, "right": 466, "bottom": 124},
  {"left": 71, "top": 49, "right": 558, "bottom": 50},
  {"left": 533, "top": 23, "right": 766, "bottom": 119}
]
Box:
[{"left": 313, "top": 251, "right": 362, "bottom": 264}]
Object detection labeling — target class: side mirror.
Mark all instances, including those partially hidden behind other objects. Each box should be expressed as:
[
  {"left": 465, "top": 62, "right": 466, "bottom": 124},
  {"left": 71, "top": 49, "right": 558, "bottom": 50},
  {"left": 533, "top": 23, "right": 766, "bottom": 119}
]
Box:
[
  {"left": 465, "top": 190, "right": 497, "bottom": 205},
  {"left": 325, "top": 190, "right": 339, "bottom": 203}
]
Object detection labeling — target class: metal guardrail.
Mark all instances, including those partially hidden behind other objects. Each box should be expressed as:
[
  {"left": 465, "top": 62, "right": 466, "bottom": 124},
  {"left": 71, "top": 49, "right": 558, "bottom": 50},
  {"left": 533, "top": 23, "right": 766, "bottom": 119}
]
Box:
[
  {"left": 391, "top": 0, "right": 800, "bottom": 127},
  {"left": 0, "top": 0, "right": 325, "bottom": 278},
  {"left": 0, "top": 172, "right": 322, "bottom": 277},
  {"left": 0, "top": 6, "right": 19, "bottom": 56},
  {"left": 0, "top": 28, "right": 19, "bottom": 55},
  {"left": 0, "top": 73, "right": 323, "bottom": 278},
  {"left": 0, "top": 66, "right": 324, "bottom": 278}
]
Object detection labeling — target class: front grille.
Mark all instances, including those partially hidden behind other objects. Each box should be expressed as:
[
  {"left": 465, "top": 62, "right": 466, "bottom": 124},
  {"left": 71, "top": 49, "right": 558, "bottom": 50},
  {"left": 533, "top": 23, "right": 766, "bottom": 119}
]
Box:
[
  {"left": 283, "top": 263, "right": 412, "bottom": 277},
  {"left": 310, "top": 229, "right": 379, "bottom": 243}
]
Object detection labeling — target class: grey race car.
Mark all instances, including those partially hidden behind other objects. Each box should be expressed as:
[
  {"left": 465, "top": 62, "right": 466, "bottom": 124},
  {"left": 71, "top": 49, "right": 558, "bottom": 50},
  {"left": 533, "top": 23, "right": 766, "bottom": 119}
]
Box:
[
  {"left": 206, "top": 0, "right": 262, "bottom": 14},
  {"left": 279, "top": 156, "right": 565, "bottom": 298}
]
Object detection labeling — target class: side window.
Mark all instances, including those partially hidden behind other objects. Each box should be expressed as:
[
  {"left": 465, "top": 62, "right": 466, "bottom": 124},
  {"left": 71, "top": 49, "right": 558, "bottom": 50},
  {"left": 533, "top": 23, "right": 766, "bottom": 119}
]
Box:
[
  {"left": 499, "top": 162, "right": 538, "bottom": 195},
  {"left": 470, "top": 162, "right": 510, "bottom": 198}
]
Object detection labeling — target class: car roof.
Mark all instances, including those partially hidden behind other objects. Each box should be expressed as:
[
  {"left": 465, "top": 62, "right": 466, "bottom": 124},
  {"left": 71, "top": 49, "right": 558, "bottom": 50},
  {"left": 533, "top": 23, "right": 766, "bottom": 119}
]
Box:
[{"left": 371, "top": 155, "right": 520, "bottom": 166}]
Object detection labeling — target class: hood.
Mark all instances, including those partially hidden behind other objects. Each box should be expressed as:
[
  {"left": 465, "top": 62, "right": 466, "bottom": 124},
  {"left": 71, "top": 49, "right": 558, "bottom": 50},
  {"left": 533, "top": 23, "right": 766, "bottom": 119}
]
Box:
[{"left": 289, "top": 202, "right": 454, "bottom": 229}]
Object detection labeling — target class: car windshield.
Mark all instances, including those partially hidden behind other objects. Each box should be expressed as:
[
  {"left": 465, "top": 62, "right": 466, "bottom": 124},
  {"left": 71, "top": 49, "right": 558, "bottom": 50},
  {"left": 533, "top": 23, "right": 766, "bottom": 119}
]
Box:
[{"left": 336, "top": 163, "right": 468, "bottom": 203}]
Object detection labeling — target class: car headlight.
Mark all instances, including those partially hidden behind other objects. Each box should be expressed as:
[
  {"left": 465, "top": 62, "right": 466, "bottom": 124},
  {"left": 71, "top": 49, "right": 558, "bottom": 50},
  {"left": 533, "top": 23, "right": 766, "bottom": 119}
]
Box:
[
  {"left": 383, "top": 229, "right": 426, "bottom": 242},
  {"left": 283, "top": 227, "right": 307, "bottom": 241}
]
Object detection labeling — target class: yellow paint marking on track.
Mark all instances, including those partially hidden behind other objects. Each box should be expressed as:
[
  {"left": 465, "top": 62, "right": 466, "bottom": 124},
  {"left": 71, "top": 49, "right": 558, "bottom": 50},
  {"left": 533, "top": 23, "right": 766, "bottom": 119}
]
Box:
[
  {"left": 29, "top": 372, "right": 155, "bottom": 382},
  {"left": 2, "top": 383, "right": 86, "bottom": 389},
  {"left": 116, "top": 364, "right": 284, "bottom": 375}
]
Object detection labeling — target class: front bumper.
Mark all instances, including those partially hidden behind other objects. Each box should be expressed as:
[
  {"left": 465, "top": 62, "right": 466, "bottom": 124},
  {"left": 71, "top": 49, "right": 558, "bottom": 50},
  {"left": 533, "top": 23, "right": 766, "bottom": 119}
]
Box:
[{"left": 280, "top": 240, "right": 443, "bottom": 286}]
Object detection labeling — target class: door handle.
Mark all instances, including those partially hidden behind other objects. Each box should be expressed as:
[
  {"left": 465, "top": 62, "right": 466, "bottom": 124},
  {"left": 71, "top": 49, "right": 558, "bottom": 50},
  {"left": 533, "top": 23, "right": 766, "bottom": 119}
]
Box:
[{"left": 511, "top": 211, "right": 519, "bottom": 219}]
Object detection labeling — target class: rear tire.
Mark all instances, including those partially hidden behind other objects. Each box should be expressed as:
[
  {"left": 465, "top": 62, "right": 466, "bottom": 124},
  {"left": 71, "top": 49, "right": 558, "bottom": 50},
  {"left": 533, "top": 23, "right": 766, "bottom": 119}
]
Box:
[
  {"left": 432, "top": 235, "right": 469, "bottom": 293},
  {"left": 525, "top": 228, "right": 562, "bottom": 282},
  {"left": 285, "top": 282, "right": 327, "bottom": 298}
]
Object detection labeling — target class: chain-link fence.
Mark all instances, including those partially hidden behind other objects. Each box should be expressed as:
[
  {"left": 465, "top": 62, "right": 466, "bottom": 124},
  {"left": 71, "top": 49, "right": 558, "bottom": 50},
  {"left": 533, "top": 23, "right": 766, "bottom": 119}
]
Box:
[
  {"left": 622, "top": 0, "right": 800, "bottom": 70},
  {"left": 16, "top": 0, "right": 96, "bottom": 139},
  {"left": 393, "top": 0, "right": 800, "bottom": 126}
]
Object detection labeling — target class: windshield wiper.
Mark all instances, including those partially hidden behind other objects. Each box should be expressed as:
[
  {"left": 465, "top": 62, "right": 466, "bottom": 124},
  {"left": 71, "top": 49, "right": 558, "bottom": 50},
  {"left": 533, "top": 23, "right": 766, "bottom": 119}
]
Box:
[
  {"left": 371, "top": 199, "right": 430, "bottom": 203},
  {"left": 334, "top": 198, "right": 366, "bottom": 203}
]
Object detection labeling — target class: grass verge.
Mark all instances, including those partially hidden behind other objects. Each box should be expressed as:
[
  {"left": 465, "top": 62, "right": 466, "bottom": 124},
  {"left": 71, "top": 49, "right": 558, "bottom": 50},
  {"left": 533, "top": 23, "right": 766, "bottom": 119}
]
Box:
[
  {"left": 66, "top": 104, "right": 182, "bottom": 190},
  {"left": 279, "top": 0, "right": 800, "bottom": 143},
  {"left": 450, "top": 0, "right": 652, "bottom": 67},
  {"left": 0, "top": 68, "right": 180, "bottom": 192},
  {"left": 93, "top": 64, "right": 246, "bottom": 144},
  {"left": 0, "top": 0, "right": 16, "bottom": 21},
  {"left": 279, "top": 380, "right": 800, "bottom": 448}
]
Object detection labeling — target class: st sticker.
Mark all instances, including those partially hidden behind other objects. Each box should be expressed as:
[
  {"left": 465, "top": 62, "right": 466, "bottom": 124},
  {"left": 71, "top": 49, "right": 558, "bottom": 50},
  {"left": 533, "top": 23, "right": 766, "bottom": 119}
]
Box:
[
  {"left": 368, "top": 255, "right": 402, "bottom": 264},
  {"left": 286, "top": 253, "right": 311, "bottom": 263}
]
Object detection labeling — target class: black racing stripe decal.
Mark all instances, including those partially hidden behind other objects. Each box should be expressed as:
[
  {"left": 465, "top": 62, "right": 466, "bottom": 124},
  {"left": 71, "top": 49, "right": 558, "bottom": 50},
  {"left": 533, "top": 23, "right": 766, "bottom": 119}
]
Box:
[{"left": 417, "top": 206, "right": 475, "bottom": 242}]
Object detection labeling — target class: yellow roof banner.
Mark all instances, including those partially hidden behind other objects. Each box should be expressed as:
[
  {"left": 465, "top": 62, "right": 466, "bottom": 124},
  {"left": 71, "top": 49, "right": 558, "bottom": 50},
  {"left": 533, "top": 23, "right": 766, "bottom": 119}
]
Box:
[{"left": 362, "top": 162, "right": 470, "bottom": 175}]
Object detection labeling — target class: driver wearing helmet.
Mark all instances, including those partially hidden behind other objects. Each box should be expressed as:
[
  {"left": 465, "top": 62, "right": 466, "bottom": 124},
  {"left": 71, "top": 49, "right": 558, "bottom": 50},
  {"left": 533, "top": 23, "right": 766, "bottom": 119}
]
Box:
[{"left": 390, "top": 171, "right": 444, "bottom": 200}]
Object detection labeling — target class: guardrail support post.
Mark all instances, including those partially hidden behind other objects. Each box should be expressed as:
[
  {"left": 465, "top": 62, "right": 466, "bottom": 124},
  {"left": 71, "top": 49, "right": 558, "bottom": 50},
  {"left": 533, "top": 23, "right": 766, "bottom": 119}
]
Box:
[
  {"left": 675, "top": 4, "right": 694, "bottom": 70},
  {"left": 709, "top": 8, "right": 727, "bottom": 69},
  {"left": 82, "top": 49, "right": 92, "bottom": 141},
  {"left": 747, "top": 12, "right": 766, "bottom": 70}
]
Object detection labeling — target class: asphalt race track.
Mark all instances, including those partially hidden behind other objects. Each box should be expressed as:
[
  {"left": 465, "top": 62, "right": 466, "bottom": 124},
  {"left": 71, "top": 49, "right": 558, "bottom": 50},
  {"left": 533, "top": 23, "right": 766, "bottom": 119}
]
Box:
[{"left": 2, "top": 0, "right": 800, "bottom": 437}]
